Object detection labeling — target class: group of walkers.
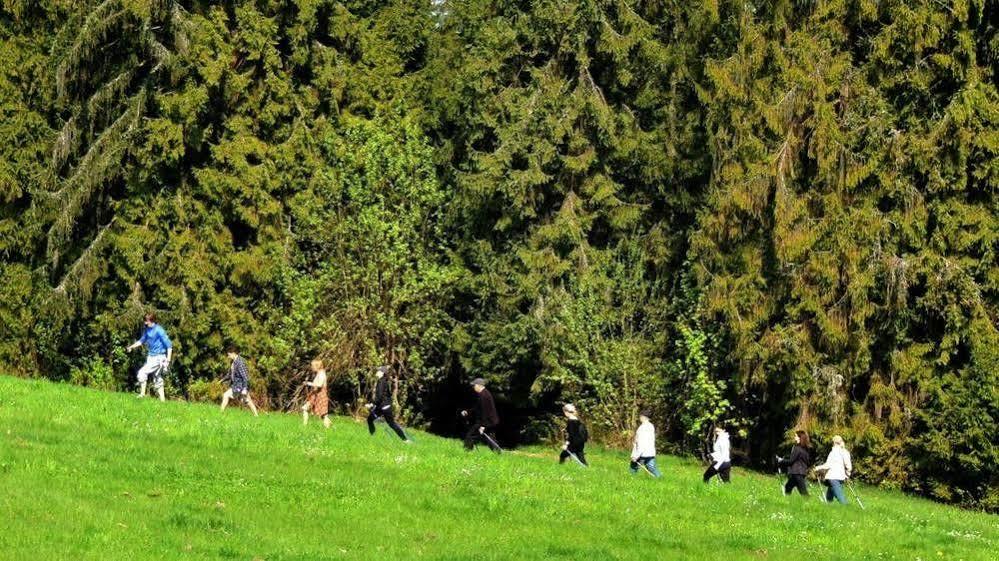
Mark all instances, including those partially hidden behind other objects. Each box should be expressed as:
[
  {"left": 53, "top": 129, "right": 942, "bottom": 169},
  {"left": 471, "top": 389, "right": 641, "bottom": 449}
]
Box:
[
  {"left": 778, "top": 430, "right": 856, "bottom": 504},
  {"left": 128, "top": 314, "right": 859, "bottom": 505}
]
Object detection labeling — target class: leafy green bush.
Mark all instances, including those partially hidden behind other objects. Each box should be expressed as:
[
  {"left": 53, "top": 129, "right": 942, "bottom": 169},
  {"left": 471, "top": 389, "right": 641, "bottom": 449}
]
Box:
[
  {"left": 187, "top": 379, "right": 225, "bottom": 403},
  {"left": 68, "top": 357, "right": 119, "bottom": 392},
  {"left": 2, "top": 0, "right": 996, "bottom": 510}
]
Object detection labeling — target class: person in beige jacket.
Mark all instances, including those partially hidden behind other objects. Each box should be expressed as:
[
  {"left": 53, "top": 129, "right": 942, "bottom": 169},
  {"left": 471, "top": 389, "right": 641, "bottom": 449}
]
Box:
[
  {"left": 302, "top": 359, "right": 331, "bottom": 428},
  {"left": 815, "top": 435, "right": 853, "bottom": 504}
]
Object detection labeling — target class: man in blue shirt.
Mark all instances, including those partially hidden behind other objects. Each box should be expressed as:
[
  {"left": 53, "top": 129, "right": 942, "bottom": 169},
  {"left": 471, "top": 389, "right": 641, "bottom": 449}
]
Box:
[{"left": 126, "top": 312, "right": 173, "bottom": 401}]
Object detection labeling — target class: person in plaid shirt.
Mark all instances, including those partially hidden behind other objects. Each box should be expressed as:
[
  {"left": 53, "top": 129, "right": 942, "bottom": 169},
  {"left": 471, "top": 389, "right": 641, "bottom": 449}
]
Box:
[{"left": 220, "top": 346, "right": 259, "bottom": 416}]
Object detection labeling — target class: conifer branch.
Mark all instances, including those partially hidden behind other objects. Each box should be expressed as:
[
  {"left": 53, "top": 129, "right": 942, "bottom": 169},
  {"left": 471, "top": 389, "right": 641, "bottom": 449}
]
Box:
[
  {"left": 53, "top": 219, "right": 115, "bottom": 296},
  {"left": 53, "top": 68, "right": 136, "bottom": 171},
  {"left": 47, "top": 89, "right": 146, "bottom": 267},
  {"left": 54, "top": 0, "right": 127, "bottom": 99},
  {"left": 52, "top": 115, "right": 78, "bottom": 172}
]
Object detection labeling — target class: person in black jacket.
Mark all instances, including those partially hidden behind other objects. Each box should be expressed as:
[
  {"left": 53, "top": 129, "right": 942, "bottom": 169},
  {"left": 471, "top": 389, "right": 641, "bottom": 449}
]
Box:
[
  {"left": 558, "top": 404, "right": 589, "bottom": 466},
  {"left": 366, "top": 365, "right": 410, "bottom": 442},
  {"left": 777, "top": 430, "right": 812, "bottom": 496},
  {"left": 461, "top": 378, "right": 501, "bottom": 452}
]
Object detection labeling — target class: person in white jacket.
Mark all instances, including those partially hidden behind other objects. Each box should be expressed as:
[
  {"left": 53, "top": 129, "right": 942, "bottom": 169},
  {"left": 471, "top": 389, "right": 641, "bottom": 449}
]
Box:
[
  {"left": 629, "top": 412, "right": 661, "bottom": 477},
  {"left": 815, "top": 435, "right": 853, "bottom": 504},
  {"left": 703, "top": 426, "right": 732, "bottom": 483}
]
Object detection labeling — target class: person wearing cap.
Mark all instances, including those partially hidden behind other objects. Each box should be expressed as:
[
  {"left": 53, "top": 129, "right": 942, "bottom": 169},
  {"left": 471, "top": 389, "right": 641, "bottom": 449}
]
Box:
[
  {"left": 630, "top": 411, "right": 661, "bottom": 477},
  {"left": 558, "top": 403, "right": 589, "bottom": 466},
  {"left": 366, "top": 365, "right": 410, "bottom": 442},
  {"left": 461, "top": 378, "right": 501, "bottom": 452}
]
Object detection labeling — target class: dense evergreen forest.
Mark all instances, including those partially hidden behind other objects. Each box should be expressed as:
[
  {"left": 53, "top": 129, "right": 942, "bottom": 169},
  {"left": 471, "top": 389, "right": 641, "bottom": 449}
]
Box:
[{"left": 1, "top": 0, "right": 996, "bottom": 509}]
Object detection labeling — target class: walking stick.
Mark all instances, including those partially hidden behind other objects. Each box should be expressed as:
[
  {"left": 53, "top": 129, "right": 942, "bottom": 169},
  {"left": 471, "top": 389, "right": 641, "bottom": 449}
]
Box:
[
  {"left": 705, "top": 459, "right": 724, "bottom": 486},
  {"left": 634, "top": 458, "right": 657, "bottom": 477},
  {"left": 374, "top": 415, "right": 413, "bottom": 443},
  {"left": 373, "top": 416, "right": 394, "bottom": 442},
  {"left": 700, "top": 448, "right": 722, "bottom": 485},
  {"left": 480, "top": 431, "right": 503, "bottom": 453},
  {"left": 812, "top": 472, "right": 827, "bottom": 503},
  {"left": 847, "top": 480, "right": 866, "bottom": 510},
  {"left": 399, "top": 425, "right": 413, "bottom": 442},
  {"left": 566, "top": 449, "right": 587, "bottom": 468}
]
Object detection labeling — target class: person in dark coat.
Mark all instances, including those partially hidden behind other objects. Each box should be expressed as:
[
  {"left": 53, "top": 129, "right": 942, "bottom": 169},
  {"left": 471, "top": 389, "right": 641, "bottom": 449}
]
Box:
[
  {"left": 461, "top": 378, "right": 500, "bottom": 452},
  {"left": 366, "top": 365, "right": 410, "bottom": 442},
  {"left": 777, "top": 430, "right": 812, "bottom": 496},
  {"left": 558, "top": 404, "right": 589, "bottom": 466}
]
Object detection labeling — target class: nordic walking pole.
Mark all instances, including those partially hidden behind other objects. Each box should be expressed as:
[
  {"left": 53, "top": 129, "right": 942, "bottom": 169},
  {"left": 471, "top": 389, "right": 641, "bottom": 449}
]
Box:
[
  {"left": 390, "top": 411, "right": 414, "bottom": 442},
  {"left": 706, "top": 460, "right": 723, "bottom": 486},
  {"left": 480, "top": 431, "right": 503, "bottom": 453},
  {"left": 567, "top": 449, "right": 587, "bottom": 468},
  {"left": 374, "top": 415, "right": 409, "bottom": 444},
  {"left": 374, "top": 416, "right": 393, "bottom": 442},
  {"left": 811, "top": 469, "right": 827, "bottom": 503},
  {"left": 847, "top": 480, "right": 866, "bottom": 510},
  {"left": 387, "top": 418, "right": 414, "bottom": 443},
  {"left": 776, "top": 465, "right": 785, "bottom": 496},
  {"left": 399, "top": 425, "right": 413, "bottom": 442}
]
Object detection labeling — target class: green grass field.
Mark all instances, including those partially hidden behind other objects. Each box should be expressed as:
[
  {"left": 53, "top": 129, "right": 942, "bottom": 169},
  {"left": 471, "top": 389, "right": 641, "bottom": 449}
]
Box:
[{"left": 1, "top": 376, "right": 995, "bottom": 560}]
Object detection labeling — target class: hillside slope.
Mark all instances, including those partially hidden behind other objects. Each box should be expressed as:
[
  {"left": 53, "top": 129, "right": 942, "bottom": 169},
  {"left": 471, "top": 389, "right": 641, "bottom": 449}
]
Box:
[{"left": 0, "top": 376, "right": 995, "bottom": 560}]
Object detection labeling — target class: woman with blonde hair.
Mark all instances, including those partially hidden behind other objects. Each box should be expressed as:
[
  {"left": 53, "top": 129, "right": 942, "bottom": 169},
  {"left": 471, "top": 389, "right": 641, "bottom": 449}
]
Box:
[
  {"left": 816, "top": 435, "right": 853, "bottom": 504},
  {"left": 302, "top": 359, "right": 331, "bottom": 428}
]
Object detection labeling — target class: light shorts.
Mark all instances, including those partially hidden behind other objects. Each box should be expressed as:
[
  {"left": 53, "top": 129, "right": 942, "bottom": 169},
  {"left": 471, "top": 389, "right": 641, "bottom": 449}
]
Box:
[
  {"left": 137, "top": 355, "right": 167, "bottom": 390},
  {"left": 223, "top": 387, "right": 250, "bottom": 402}
]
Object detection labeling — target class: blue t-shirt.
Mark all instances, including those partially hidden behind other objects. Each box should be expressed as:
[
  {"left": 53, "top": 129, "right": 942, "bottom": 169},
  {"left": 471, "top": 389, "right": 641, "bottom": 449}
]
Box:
[{"left": 140, "top": 324, "right": 172, "bottom": 356}]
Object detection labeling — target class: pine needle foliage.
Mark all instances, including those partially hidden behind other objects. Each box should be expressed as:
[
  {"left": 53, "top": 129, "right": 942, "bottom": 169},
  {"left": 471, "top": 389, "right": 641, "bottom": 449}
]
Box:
[{"left": 0, "top": 0, "right": 996, "bottom": 509}]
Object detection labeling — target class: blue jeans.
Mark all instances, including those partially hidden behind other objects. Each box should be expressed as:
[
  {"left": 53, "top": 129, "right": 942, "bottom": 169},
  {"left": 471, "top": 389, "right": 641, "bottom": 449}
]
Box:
[
  {"left": 630, "top": 457, "right": 661, "bottom": 477},
  {"left": 826, "top": 480, "right": 848, "bottom": 504}
]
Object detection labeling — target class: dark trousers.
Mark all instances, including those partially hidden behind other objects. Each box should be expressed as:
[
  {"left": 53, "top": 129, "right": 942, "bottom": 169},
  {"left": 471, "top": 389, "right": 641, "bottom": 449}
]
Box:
[
  {"left": 367, "top": 408, "right": 408, "bottom": 440},
  {"left": 464, "top": 425, "right": 501, "bottom": 452},
  {"left": 703, "top": 461, "right": 731, "bottom": 483},
  {"left": 559, "top": 445, "right": 588, "bottom": 466},
  {"left": 784, "top": 474, "right": 809, "bottom": 496}
]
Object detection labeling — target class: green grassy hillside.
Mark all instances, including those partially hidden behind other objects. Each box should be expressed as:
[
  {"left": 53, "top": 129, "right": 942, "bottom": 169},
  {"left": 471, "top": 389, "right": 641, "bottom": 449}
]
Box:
[{"left": 0, "top": 376, "right": 995, "bottom": 560}]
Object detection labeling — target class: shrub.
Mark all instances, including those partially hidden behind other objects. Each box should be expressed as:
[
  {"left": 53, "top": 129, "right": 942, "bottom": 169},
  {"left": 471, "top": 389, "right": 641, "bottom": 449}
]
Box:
[
  {"left": 187, "top": 379, "right": 226, "bottom": 403},
  {"left": 68, "top": 357, "right": 119, "bottom": 392}
]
